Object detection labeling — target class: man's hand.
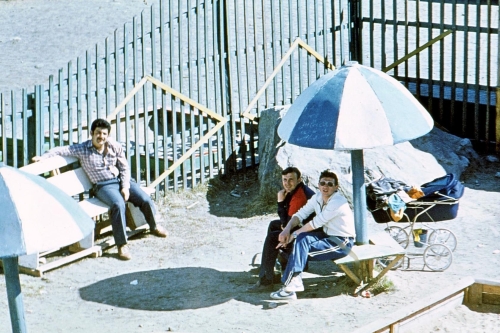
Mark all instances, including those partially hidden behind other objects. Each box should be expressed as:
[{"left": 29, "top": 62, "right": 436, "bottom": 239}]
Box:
[
  {"left": 276, "top": 229, "right": 291, "bottom": 249},
  {"left": 121, "top": 188, "right": 130, "bottom": 201},
  {"left": 277, "top": 189, "right": 287, "bottom": 202},
  {"left": 32, "top": 156, "right": 42, "bottom": 162}
]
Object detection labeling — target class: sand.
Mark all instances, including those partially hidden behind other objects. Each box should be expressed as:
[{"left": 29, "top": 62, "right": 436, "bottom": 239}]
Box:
[{"left": 1, "top": 1, "right": 500, "bottom": 332}]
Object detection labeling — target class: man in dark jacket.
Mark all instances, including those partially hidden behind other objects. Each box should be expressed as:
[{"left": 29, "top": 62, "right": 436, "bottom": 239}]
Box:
[{"left": 248, "top": 167, "right": 315, "bottom": 292}]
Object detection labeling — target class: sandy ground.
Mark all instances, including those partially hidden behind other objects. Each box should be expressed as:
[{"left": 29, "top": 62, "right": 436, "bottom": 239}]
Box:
[
  {"left": 0, "top": 165, "right": 500, "bottom": 333},
  {"left": 1, "top": 1, "right": 500, "bottom": 332}
]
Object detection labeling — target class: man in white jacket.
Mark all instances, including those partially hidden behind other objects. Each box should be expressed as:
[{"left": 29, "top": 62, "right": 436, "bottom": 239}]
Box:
[{"left": 270, "top": 169, "right": 356, "bottom": 300}]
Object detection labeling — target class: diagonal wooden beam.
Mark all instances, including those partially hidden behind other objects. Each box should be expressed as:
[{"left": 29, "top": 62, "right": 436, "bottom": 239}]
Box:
[
  {"left": 383, "top": 29, "right": 454, "bottom": 73},
  {"left": 241, "top": 37, "right": 335, "bottom": 121}
]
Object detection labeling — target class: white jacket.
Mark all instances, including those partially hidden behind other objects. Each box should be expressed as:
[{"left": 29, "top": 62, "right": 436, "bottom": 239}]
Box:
[{"left": 293, "top": 191, "right": 356, "bottom": 238}]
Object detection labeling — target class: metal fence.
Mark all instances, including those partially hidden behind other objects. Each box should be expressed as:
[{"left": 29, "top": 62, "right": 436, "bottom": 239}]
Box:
[{"left": 0, "top": 0, "right": 498, "bottom": 193}]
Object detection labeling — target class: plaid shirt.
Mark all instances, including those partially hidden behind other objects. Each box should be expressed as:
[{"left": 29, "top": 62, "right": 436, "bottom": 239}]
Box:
[{"left": 42, "top": 139, "right": 131, "bottom": 189}]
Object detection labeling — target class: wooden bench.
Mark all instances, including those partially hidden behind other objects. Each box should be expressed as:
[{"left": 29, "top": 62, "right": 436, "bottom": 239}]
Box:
[
  {"left": 15, "top": 155, "right": 155, "bottom": 277},
  {"left": 333, "top": 232, "right": 406, "bottom": 292}
]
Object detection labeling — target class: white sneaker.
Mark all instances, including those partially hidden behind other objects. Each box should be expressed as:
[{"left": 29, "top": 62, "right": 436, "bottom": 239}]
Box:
[
  {"left": 270, "top": 288, "right": 297, "bottom": 300},
  {"left": 284, "top": 274, "right": 304, "bottom": 292}
]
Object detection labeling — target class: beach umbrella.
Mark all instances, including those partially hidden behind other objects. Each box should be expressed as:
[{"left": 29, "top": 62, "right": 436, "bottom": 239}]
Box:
[
  {"left": 278, "top": 61, "right": 433, "bottom": 244},
  {"left": 0, "top": 163, "right": 95, "bottom": 333}
]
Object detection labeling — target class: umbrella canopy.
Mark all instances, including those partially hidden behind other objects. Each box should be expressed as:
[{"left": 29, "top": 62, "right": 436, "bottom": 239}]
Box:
[
  {"left": 0, "top": 164, "right": 95, "bottom": 258},
  {"left": 1, "top": 163, "right": 95, "bottom": 333},
  {"left": 278, "top": 61, "right": 434, "bottom": 150},
  {"left": 277, "top": 62, "right": 433, "bottom": 246}
]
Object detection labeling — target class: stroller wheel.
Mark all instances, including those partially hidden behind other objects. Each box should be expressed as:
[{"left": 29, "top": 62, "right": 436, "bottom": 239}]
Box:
[
  {"left": 423, "top": 244, "right": 453, "bottom": 271},
  {"left": 428, "top": 228, "right": 457, "bottom": 252},
  {"left": 376, "top": 254, "right": 404, "bottom": 270},
  {"left": 385, "top": 226, "right": 409, "bottom": 249}
]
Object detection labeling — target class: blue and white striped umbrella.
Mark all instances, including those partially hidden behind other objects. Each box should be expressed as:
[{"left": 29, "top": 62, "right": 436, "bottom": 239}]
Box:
[
  {"left": 277, "top": 62, "right": 433, "bottom": 246},
  {"left": 0, "top": 164, "right": 95, "bottom": 258},
  {"left": 0, "top": 163, "right": 95, "bottom": 333},
  {"left": 278, "top": 62, "right": 434, "bottom": 150}
]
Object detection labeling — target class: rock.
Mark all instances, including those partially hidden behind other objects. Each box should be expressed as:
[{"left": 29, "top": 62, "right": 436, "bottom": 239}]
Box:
[
  {"left": 259, "top": 107, "right": 458, "bottom": 203},
  {"left": 495, "top": 172, "right": 500, "bottom": 178}
]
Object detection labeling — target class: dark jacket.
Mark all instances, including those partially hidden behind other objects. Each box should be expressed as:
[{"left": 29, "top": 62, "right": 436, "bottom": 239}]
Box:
[{"left": 277, "top": 182, "right": 315, "bottom": 227}]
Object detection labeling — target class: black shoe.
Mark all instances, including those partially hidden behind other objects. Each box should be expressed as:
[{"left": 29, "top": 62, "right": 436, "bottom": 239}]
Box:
[{"left": 247, "top": 279, "right": 274, "bottom": 293}]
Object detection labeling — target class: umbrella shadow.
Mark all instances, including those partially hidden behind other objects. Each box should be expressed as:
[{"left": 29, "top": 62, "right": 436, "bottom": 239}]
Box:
[
  {"left": 79, "top": 265, "right": 350, "bottom": 311},
  {"left": 80, "top": 267, "right": 266, "bottom": 310}
]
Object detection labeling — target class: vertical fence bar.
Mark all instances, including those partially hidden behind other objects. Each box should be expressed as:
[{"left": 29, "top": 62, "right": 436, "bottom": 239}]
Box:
[
  {"left": 451, "top": 0, "right": 457, "bottom": 128},
  {"left": 462, "top": 0, "right": 469, "bottom": 137},
  {"left": 159, "top": 0, "right": 168, "bottom": 190},
  {"left": 22, "top": 90, "right": 29, "bottom": 166},
  {"left": 438, "top": 0, "right": 445, "bottom": 123},
  {"left": 169, "top": 0, "right": 179, "bottom": 191},
  {"left": 392, "top": 0, "right": 398, "bottom": 78},
  {"left": 124, "top": 22, "right": 132, "bottom": 170},
  {"left": 58, "top": 69, "right": 64, "bottom": 146},
  {"left": 133, "top": 16, "right": 141, "bottom": 183},
  {"left": 369, "top": 0, "right": 374, "bottom": 67},
  {"left": 289, "top": 0, "right": 295, "bottom": 103},
  {"left": 187, "top": 0, "right": 197, "bottom": 184},
  {"left": 77, "top": 57, "right": 83, "bottom": 142},
  {"left": 105, "top": 37, "right": 111, "bottom": 118},
  {"left": 151, "top": 4, "right": 160, "bottom": 186},
  {"left": 427, "top": 0, "right": 433, "bottom": 113},
  {"left": 496, "top": 0, "right": 500, "bottom": 152},
  {"left": 474, "top": 1, "right": 481, "bottom": 143},
  {"left": 416, "top": 0, "right": 421, "bottom": 98},
  {"left": 404, "top": 0, "right": 409, "bottom": 87},
  {"left": 204, "top": 0, "right": 215, "bottom": 180},
  {"left": 68, "top": 61, "right": 74, "bottom": 145},
  {"left": 381, "top": 0, "right": 386, "bottom": 69},
  {"left": 178, "top": 0, "right": 187, "bottom": 186},
  {"left": 48, "top": 75, "right": 55, "bottom": 148},
  {"left": 114, "top": 30, "right": 122, "bottom": 144},
  {"left": 11, "top": 91, "right": 17, "bottom": 167},
  {"left": 280, "top": 1, "right": 286, "bottom": 104},
  {"left": 96, "top": 44, "right": 101, "bottom": 119},
  {"left": 141, "top": 11, "right": 151, "bottom": 186},
  {"left": 0, "top": 93, "right": 4, "bottom": 163},
  {"left": 196, "top": 0, "right": 205, "bottom": 184},
  {"left": 485, "top": 0, "right": 492, "bottom": 146},
  {"left": 86, "top": 50, "right": 93, "bottom": 138}
]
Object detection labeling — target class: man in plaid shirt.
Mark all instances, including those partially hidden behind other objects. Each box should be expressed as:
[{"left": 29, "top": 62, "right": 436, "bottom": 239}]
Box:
[{"left": 34, "top": 118, "right": 168, "bottom": 260}]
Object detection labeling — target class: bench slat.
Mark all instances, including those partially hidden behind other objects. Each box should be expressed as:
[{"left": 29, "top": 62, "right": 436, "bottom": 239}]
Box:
[
  {"left": 20, "top": 156, "right": 79, "bottom": 175},
  {"left": 78, "top": 198, "right": 109, "bottom": 217},
  {"left": 47, "top": 168, "right": 94, "bottom": 196},
  {"left": 334, "top": 244, "right": 405, "bottom": 265}
]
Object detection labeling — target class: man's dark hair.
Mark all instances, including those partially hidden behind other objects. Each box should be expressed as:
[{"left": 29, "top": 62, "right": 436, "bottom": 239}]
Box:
[
  {"left": 319, "top": 169, "right": 338, "bottom": 185},
  {"left": 281, "top": 166, "right": 301, "bottom": 179},
  {"left": 91, "top": 118, "right": 111, "bottom": 133}
]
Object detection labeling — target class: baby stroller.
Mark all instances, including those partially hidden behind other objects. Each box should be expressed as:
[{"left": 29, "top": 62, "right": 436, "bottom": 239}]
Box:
[{"left": 367, "top": 173, "right": 464, "bottom": 271}]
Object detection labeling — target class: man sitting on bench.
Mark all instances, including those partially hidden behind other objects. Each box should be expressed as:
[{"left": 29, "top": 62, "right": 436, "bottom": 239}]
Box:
[
  {"left": 270, "top": 169, "right": 355, "bottom": 300},
  {"left": 33, "top": 118, "right": 168, "bottom": 260}
]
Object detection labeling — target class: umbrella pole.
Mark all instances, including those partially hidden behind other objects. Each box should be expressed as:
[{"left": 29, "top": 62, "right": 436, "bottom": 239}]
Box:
[
  {"left": 3, "top": 257, "right": 28, "bottom": 333},
  {"left": 351, "top": 150, "right": 368, "bottom": 245}
]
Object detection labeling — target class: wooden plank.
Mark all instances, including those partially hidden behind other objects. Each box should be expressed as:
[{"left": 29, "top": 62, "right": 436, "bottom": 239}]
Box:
[
  {"left": 20, "top": 156, "right": 79, "bottom": 175},
  {"left": 468, "top": 283, "right": 483, "bottom": 305},
  {"left": 483, "top": 293, "right": 500, "bottom": 305},
  {"left": 352, "top": 276, "right": 475, "bottom": 333},
  {"left": 483, "top": 284, "right": 500, "bottom": 295},
  {"left": 334, "top": 245, "right": 405, "bottom": 265}
]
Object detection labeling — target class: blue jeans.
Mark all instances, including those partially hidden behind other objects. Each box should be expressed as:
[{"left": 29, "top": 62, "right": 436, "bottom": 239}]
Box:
[
  {"left": 94, "top": 179, "right": 157, "bottom": 245},
  {"left": 281, "top": 231, "right": 353, "bottom": 286}
]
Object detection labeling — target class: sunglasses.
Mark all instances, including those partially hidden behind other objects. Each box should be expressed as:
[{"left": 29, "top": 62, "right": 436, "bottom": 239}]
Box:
[{"left": 319, "top": 181, "right": 335, "bottom": 187}]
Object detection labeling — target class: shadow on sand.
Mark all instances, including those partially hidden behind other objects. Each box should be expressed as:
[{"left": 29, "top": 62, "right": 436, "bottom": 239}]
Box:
[{"left": 79, "top": 265, "right": 348, "bottom": 311}]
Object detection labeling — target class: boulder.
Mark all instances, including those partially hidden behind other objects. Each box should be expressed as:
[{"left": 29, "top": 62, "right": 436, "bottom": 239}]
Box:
[{"left": 258, "top": 105, "right": 479, "bottom": 205}]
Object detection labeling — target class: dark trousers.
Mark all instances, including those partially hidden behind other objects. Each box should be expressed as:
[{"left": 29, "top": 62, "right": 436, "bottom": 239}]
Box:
[
  {"left": 258, "top": 220, "right": 295, "bottom": 283},
  {"left": 94, "top": 179, "right": 157, "bottom": 246}
]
